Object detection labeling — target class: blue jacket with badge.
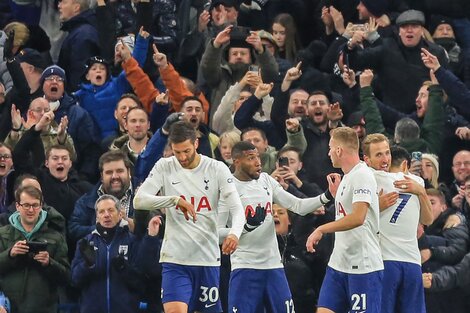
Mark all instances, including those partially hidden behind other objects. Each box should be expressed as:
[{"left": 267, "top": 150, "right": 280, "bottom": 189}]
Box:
[{"left": 71, "top": 220, "right": 142, "bottom": 313}]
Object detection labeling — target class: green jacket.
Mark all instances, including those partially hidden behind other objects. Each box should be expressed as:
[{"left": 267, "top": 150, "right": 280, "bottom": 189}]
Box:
[
  {"left": 0, "top": 207, "right": 70, "bottom": 313},
  {"left": 360, "top": 85, "right": 445, "bottom": 154}
]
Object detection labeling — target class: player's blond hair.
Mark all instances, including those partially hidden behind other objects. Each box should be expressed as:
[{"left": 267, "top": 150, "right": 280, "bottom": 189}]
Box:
[
  {"left": 362, "top": 133, "right": 389, "bottom": 157},
  {"left": 330, "top": 127, "right": 359, "bottom": 152}
]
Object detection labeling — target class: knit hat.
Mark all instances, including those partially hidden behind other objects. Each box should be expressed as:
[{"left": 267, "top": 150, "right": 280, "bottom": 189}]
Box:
[
  {"left": 429, "top": 16, "right": 455, "bottom": 37},
  {"left": 115, "top": 35, "right": 135, "bottom": 53},
  {"left": 422, "top": 153, "right": 439, "bottom": 177},
  {"left": 40, "top": 65, "right": 66, "bottom": 85},
  {"left": 396, "top": 10, "right": 425, "bottom": 27},
  {"left": 360, "top": 0, "right": 388, "bottom": 17}
]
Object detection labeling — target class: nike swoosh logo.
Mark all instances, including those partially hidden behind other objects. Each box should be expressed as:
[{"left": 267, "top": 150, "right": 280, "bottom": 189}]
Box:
[
  {"left": 205, "top": 303, "right": 216, "bottom": 308},
  {"left": 171, "top": 181, "right": 180, "bottom": 185}
]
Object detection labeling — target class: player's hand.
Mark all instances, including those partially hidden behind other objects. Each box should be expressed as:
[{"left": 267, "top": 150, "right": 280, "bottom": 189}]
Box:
[
  {"left": 222, "top": 234, "right": 238, "bottom": 255},
  {"left": 176, "top": 197, "right": 197, "bottom": 222},
  {"left": 306, "top": 228, "right": 323, "bottom": 253},
  {"left": 394, "top": 176, "right": 423, "bottom": 195},
  {"left": 378, "top": 189, "right": 399, "bottom": 210},
  {"left": 326, "top": 173, "right": 341, "bottom": 197},
  {"left": 33, "top": 251, "right": 50, "bottom": 266},
  {"left": 245, "top": 204, "right": 266, "bottom": 231},
  {"left": 422, "top": 273, "right": 433, "bottom": 288}
]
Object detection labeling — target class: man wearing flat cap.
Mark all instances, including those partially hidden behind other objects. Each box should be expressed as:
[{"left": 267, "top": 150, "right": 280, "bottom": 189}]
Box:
[{"left": 346, "top": 9, "right": 448, "bottom": 114}]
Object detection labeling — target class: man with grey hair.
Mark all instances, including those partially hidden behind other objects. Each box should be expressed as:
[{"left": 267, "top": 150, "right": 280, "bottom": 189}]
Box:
[
  {"left": 71, "top": 194, "right": 161, "bottom": 313},
  {"left": 58, "top": 0, "right": 100, "bottom": 91}
]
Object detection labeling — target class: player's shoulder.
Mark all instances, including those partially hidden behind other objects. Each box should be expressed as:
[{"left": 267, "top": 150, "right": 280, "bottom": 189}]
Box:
[{"left": 351, "top": 162, "right": 375, "bottom": 177}]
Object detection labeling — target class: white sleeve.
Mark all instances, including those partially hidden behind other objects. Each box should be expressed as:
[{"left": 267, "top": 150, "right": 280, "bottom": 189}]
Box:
[
  {"left": 133, "top": 160, "right": 180, "bottom": 211},
  {"left": 216, "top": 164, "right": 245, "bottom": 239},
  {"left": 270, "top": 176, "right": 327, "bottom": 216}
]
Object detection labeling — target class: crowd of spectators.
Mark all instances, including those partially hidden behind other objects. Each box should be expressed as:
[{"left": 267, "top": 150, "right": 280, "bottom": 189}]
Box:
[{"left": 1, "top": 0, "right": 470, "bottom": 312}]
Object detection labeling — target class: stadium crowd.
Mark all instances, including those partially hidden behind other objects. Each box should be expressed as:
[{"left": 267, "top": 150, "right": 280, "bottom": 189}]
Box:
[{"left": 0, "top": 0, "right": 470, "bottom": 312}]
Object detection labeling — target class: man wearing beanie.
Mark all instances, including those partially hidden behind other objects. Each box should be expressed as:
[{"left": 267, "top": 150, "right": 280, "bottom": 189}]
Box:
[{"left": 41, "top": 64, "right": 101, "bottom": 182}]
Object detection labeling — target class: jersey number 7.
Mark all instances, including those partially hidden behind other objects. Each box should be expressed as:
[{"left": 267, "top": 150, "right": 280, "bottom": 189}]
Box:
[{"left": 389, "top": 194, "right": 411, "bottom": 224}]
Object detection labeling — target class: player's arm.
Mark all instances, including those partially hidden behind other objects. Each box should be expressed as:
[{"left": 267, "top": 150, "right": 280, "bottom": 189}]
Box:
[
  {"left": 306, "top": 201, "right": 368, "bottom": 252},
  {"left": 394, "top": 176, "right": 433, "bottom": 226},
  {"left": 217, "top": 166, "right": 245, "bottom": 254},
  {"left": 272, "top": 173, "right": 340, "bottom": 216},
  {"left": 133, "top": 161, "right": 180, "bottom": 211}
]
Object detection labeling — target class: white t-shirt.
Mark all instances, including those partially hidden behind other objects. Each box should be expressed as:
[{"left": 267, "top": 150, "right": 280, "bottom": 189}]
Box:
[
  {"left": 133, "top": 155, "right": 245, "bottom": 266},
  {"left": 374, "top": 171, "right": 422, "bottom": 264},
  {"left": 328, "top": 162, "right": 383, "bottom": 274},
  {"left": 231, "top": 173, "right": 326, "bottom": 270}
]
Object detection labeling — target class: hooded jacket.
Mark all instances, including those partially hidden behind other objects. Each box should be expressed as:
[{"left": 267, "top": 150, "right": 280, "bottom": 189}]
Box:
[{"left": 0, "top": 207, "right": 70, "bottom": 313}]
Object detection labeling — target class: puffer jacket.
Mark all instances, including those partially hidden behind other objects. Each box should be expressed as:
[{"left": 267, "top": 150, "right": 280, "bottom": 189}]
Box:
[{"left": 0, "top": 207, "right": 70, "bottom": 313}]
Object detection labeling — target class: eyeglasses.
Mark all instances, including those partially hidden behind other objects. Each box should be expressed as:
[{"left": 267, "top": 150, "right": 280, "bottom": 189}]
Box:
[
  {"left": 18, "top": 202, "right": 41, "bottom": 210},
  {"left": 44, "top": 76, "right": 64, "bottom": 82},
  {"left": 0, "top": 154, "right": 11, "bottom": 159},
  {"left": 30, "top": 107, "right": 51, "bottom": 114}
]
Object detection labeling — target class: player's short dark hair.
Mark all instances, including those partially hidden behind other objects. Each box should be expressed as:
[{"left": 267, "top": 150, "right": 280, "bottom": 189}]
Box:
[
  {"left": 168, "top": 121, "right": 197, "bottom": 144},
  {"left": 390, "top": 145, "right": 411, "bottom": 169},
  {"left": 362, "top": 133, "right": 389, "bottom": 157},
  {"left": 231, "top": 141, "right": 257, "bottom": 160},
  {"left": 240, "top": 127, "right": 267, "bottom": 141},
  {"left": 98, "top": 150, "right": 132, "bottom": 173}
]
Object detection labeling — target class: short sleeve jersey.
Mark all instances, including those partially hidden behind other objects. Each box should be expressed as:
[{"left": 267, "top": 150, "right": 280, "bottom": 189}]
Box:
[{"left": 328, "top": 162, "right": 383, "bottom": 274}]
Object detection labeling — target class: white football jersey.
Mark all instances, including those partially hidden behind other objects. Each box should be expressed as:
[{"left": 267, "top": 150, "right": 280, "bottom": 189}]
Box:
[
  {"left": 134, "top": 155, "right": 245, "bottom": 266},
  {"left": 328, "top": 162, "right": 384, "bottom": 274},
  {"left": 231, "top": 173, "right": 325, "bottom": 270},
  {"left": 374, "top": 171, "right": 422, "bottom": 264}
]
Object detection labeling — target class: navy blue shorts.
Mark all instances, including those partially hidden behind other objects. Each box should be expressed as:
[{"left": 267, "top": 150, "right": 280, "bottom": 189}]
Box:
[
  {"left": 161, "top": 263, "right": 222, "bottom": 312},
  {"left": 318, "top": 266, "right": 383, "bottom": 313},
  {"left": 228, "top": 268, "right": 294, "bottom": 313},
  {"left": 381, "top": 261, "right": 425, "bottom": 313}
]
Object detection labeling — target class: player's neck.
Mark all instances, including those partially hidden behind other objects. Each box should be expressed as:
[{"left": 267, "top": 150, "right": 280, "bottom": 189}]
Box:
[
  {"left": 233, "top": 170, "right": 251, "bottom": 181},
  {"left": 341, "top": 156, "right": 361, "bottom": 174}
]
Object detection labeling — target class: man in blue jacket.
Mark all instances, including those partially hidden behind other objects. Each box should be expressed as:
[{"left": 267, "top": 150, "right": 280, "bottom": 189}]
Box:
[{"left": 71, "top": 194, "right": 161, "bottom": 313}]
